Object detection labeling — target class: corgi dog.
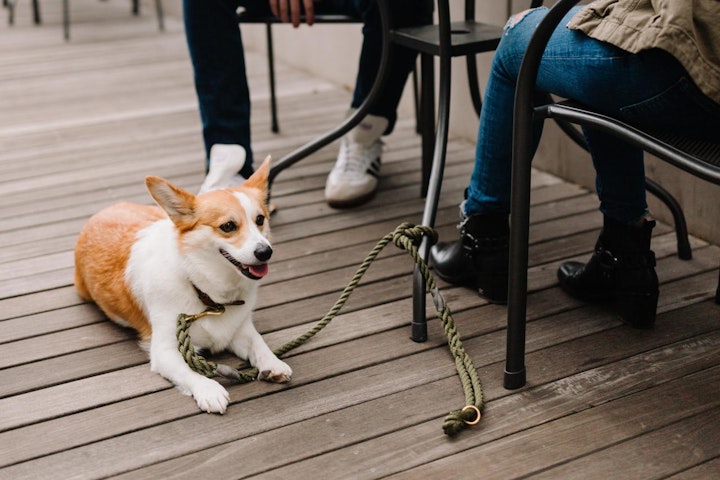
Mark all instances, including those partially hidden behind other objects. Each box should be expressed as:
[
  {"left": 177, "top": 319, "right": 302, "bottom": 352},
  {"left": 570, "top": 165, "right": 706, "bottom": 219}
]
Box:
[{"left": 73, "top": 156, "right": 291, "bottom": 414}]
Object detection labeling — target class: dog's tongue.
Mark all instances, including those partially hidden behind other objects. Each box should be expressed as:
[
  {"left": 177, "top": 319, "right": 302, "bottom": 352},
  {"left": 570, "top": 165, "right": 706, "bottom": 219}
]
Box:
[{"left": 248, "top": 263, "right": 269, "bottom": 278}]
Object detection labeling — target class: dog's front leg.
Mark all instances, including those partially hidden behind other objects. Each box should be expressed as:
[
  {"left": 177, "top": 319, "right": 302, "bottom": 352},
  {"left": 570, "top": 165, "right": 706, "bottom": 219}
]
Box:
[
  {"left": 231, "top": 319, "right": 292, "bottom": 383},
  {"left": 149, "top": 316, "right": 230, "bottom": 414}
]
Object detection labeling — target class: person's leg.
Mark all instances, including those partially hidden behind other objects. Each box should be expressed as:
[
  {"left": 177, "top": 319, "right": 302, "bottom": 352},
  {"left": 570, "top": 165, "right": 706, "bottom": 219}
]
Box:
[
  {"left": 464, "top": 7, "right": 714, "bottom": 222},
  {"left": 465, "top": 6, "right": 643, "bottom": 220},
  {"left": 432, "top": 7, "right": 556, "bottom": 302},
  {"left": 348, "top": 0, "right": 433, "bottom": 133},
  {"left": 323, "top": 0, "right": 433, "bottom": 208},
  {"left": 431, "top": 5, "right": 703, "bottom": 310},
  {"left": 184, "top": 0, "right": 258, "bottom": 179},
  {"left": 317, "top": 0, "right": 432, "bottom": 130}
]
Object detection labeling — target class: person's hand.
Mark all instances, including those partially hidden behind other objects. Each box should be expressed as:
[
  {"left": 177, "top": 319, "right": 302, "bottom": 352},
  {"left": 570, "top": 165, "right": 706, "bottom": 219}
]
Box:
[{"left": 269, "top": 0, "right": 317, "bottom": 28}]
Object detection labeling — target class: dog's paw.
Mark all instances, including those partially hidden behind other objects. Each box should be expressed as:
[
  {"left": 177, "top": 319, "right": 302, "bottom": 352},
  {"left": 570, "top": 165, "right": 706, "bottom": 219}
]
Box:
[
  {"left": 193, "top": 377, "right": 230, "bottom": 414},
  {"left": 257, "top": 359, "right": 292, "bottom": 383}
]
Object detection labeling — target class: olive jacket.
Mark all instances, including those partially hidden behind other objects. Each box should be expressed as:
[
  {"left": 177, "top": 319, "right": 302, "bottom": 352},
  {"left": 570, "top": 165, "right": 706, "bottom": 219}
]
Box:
[{"left": 568, "top": 0, "right": 720, "bottom": 104}]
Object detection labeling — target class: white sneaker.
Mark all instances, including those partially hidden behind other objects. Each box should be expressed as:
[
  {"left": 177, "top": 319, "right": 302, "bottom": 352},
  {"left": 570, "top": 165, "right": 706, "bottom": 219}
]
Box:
[
  {"left": 198, "top": 144, "right": 247, "bottom": 194},
  {"left": 324, "top": 114, "right": 388, "bottom": 208}
]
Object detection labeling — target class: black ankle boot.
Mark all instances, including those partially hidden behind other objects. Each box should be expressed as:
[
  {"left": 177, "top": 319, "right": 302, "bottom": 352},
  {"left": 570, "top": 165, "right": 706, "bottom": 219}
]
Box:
[
  {"left": 430, "top": 213, "right": 509, "bottom": 304},
  {"left": 557, "top": 216, "right": 659, "bottom": 328}
]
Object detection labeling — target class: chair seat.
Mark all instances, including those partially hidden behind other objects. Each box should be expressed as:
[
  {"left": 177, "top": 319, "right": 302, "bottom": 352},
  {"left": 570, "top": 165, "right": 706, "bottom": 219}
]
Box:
[
  {"left": 541, "top": 101, "right": 720, "bottom": 184},
  {"left": 391, "top": 21, "right": 503, "bottom": 57},
  {"left": 648, "top": 130, "right": 720, "bottom": 167}
]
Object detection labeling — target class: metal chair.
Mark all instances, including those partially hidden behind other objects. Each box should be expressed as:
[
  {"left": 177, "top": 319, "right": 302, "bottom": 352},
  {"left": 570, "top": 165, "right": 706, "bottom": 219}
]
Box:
[
  {"left": 549, "top": 105, "right": 694, "bottom": 261},
  {"left": 262, "top": 0, "right": 695, "bottom": 346},
  {"left": 505, "top": 0, "right": 720, "bottom": 390},
  {"left": 386, "top": 0, "right": 690, "bottom": 344},
  {"left": 263, "top": 0, "right": 508, "bottom": 342},
  {"left": 385, "top": 0, "right": 513, "bottom": 342},
  {"left": 6, "top": 0, "right": 164, "bottom": 40},
  {"left": 61, "top": 0, "right": 164, "bottom": 40},
  {"left": 237, "top": 12, "right": 381, "bottom": 135},
  {"left": 6, "top": 0, "right": 39, "bottom": 25}
]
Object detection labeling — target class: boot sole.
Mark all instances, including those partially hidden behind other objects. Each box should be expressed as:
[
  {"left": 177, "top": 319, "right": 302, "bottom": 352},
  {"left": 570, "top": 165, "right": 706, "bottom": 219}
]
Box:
[
  {"left": 615, "top": 291, "right": 659, "bottom": 329},
  {"left": 558, "top": 268, "right": 658, "bottom": 328},
  {"left": 560, "top": 284, "right": 658, "bottom": 329},
  {"left": 477, "top": 272, "right": 508, "bottom": 304},
  {"left": 433, "top": 269, "right": 507, "bottom": 304}
]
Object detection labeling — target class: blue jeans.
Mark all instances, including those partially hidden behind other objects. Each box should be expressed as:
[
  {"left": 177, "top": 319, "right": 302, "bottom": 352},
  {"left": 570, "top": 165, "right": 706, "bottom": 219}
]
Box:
[
  {"left": 183, "top": 0, "right": 432, "bottom": 174},
  {"left": 464, "top": 6, "right": 720, "bottom": 225}
]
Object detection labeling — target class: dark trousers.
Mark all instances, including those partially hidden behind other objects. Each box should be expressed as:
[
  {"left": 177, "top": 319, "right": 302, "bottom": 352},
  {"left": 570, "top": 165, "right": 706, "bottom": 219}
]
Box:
[{"left": 183, "top": 0, "right": 432, "bottom": 172}]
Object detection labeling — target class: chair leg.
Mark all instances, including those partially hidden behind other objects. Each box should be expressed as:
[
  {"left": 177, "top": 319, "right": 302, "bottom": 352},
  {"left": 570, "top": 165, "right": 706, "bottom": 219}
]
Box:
[
  {"left": 504, "top": 174, "right": 531, "bottom": 388},
  {"left": 155, "top": 0, "right": 164, "bottom": 31},
  {"left": 645, "top": 178, "right": 692, "bottom": 260},
  {"left": 419, "top": 53, "right": 434, "bottom": 198},
  {"left": 266, "top": 23, "right": 280, "bottom": 133},
  {"left": 411, "top": 52, "right": 451, "bottom": 343},
  {"left": 132, "top": 0, "right": 139, "bottom": 16},
  {"left": 465, "top": 54, "right": 482, "bottom": 118},
  {"left": 412, "top": 63, "right": 421, "bottom": 135},
  {"left": 6, "top": 0, "right": 40, "bottom": 25},
  {"left": 32, "top": 0, "right": 40, "bottom": 24},
  {"left": 411, "top": 265, "right": 428, "bottom": 342},
  {"left": 7, "top": 0, "right": 15, "bottom": 25},
  {"left": 505, "top": 124, "right": 537, "bottom": 391},
  {"left": 63, "top": 0, "right": 70, "bottom": 41}
]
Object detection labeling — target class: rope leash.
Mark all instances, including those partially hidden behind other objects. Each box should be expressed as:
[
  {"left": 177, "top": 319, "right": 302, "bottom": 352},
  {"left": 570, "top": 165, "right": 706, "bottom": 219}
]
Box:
[{"left": 177, "top": 222, "right": 484, "bottom": 436}]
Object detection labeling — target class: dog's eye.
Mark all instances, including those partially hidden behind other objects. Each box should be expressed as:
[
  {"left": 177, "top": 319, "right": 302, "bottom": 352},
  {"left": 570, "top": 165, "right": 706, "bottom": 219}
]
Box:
[
  {"left": 219, "top": 221, "right": 238, "bottom": 233},
  {"left": 255, "top": 215, "right": 265, "bottom": 227}
]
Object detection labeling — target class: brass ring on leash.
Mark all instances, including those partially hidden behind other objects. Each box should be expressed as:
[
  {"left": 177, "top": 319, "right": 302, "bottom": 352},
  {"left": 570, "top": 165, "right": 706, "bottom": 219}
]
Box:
[{"left": 461, "top": 405, "right": 482, "bottom": 426}]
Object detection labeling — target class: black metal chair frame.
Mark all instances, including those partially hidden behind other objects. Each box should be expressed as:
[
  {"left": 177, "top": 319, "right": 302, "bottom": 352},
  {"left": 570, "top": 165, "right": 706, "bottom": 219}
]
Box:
[
  {"left": 550, "top": 109, "right": 693, "bottom": 260},
  {"left": 505, "top": 0, "right": 720, "bottom": 390},
  {"left": 237, "top": 12, "right": 413, "bottom": 136},
  {"left": 61, "top": 0, "right": 164, "bottom": 41},
  {"left": 264, "top": 0, "right": 507, "bottom": 343},
  {"left": 6, "top": 0, "right": 40, "bottom": 25},
  {"left": 393, "top": 0, "right": 693, "bottom": 345},
  {"left": 389, "top": 0, "right": 509, "bottom": 342},
  {"left": 6, "top": 0, "right": 164, "bottom": 40}
]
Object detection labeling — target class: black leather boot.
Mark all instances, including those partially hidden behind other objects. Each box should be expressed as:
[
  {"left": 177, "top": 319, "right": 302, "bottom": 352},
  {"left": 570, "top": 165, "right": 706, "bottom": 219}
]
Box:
[
  {"left": 430, "top": 213, "right": 509, "bottom": 304},
  {"left": 557, "top": 216, "right": 659, "bottom": 328}
]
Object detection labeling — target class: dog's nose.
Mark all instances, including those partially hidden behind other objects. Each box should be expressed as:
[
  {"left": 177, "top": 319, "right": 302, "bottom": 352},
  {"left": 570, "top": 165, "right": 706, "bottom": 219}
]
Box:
[{"left": 254, "top": 243, "right": 273, "bottom": 262}]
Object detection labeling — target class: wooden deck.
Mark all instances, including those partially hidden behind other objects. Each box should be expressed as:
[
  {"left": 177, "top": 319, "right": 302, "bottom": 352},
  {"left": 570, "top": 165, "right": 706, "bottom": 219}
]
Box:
[{"left": 2, "top": 3, "right": 720, "bottom": 479}]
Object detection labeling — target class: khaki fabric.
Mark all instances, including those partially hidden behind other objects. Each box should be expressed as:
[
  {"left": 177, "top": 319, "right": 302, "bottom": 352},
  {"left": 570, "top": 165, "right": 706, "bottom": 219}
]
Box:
[{"left": 568, "top": 0, "right": 720, "bottom": 104}]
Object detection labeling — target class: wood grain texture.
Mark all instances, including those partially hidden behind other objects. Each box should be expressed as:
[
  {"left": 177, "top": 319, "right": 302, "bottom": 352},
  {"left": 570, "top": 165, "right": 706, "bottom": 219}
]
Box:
[{"left": 1, "top": 3, "right": 718, "bottom": 479}]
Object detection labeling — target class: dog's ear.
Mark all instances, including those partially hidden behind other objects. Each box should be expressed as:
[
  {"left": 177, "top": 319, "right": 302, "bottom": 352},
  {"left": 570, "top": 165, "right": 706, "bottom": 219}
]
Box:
[
  {"left": 145, "top": 176, "right": 196, "bottom": 225},
  {"left": 242, "top": 156, "right": 271, "bottom": 194}
]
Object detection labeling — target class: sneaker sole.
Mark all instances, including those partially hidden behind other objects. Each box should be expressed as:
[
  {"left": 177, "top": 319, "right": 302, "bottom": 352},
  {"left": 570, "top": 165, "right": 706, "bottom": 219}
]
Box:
[{"left": 326, "top": 191, "right": 376, "bottom": 209}]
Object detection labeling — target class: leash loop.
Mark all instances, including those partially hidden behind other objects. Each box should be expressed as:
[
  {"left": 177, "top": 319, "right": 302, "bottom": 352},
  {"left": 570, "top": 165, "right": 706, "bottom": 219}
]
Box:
[
  {"left": 461, "top": 405, "right": 482, "bottom": 426},
  {"left": 177, "top": 222, "right": 484, "bottom": 436}
]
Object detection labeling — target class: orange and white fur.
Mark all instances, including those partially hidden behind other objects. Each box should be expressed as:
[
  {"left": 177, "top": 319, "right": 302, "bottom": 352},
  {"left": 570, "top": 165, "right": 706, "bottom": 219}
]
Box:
[{"left": 74, "top": 157, "right": 291, "bottom": 414}]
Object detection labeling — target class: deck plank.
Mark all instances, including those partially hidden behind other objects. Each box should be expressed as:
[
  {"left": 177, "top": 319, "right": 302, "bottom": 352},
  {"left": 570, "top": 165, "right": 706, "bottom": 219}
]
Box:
[
  {"left": 241, "top": 305, "right": 720, "bottom": 480},
  {"left": 387, "top": 367, "right": 720, "bottom": 480},
  {"left": 2, "top": 3, "right": 719, "bottom": 479},
  {"left": 116, "top": 367, "right": 720, "bottom": 480}
]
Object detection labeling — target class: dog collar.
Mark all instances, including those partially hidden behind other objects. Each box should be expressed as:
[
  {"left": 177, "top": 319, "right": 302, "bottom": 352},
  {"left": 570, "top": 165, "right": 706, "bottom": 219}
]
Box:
[{"left": 193, "top": 285, "right": 245, "bottom": 309}]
